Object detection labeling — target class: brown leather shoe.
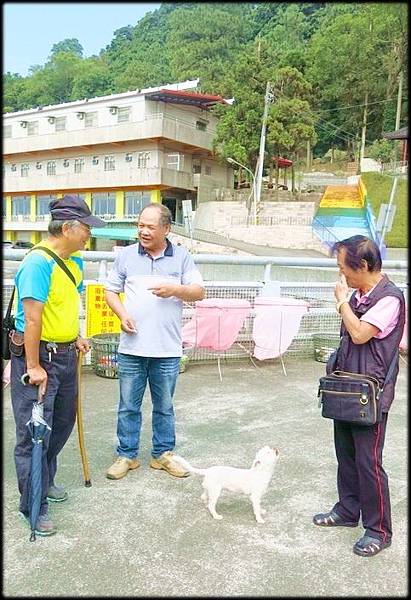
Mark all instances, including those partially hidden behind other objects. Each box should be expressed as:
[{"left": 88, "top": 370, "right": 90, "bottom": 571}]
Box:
[
  {"left": 106, "top": 457, "right": 141, "bottom": 480},
  {"left": 150, "top": 451, "right": 190, "bottom": 478}
]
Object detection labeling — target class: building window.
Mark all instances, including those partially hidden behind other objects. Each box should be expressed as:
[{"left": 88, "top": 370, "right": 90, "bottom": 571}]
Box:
[
  {"left": 37, "top": 194, "right": 56, "bottom": 216},
  {"left": 91, "top": 192, "right": 115, "bottom": 216},
  {"left": 137, "top": 152, "right": 150, "bottom": 169},
  {"left": 74, "top": 158, "right": 84, "bottom": 173},
  {"left": 85, "top": 112, "right": 97, "bottom": 128},
  {"left": 167, "top": 153, "right": 184, "bottom": 171},
  {"left": 28, "top": 121, "right": 38, "bottom": 136},
  {"left": 4, "top": 125, "right": 12, "bottom": 138},
  {"left": 12, "top": 195, "right": 30, "bottom": 217},
  {"left": 196, "top": 120, "right": 207, "bottom": 131},
  {"left": 193, "top": 161, "right": 201, "bottom": 174},
  {"left": 47, "top": 161, "right": 56, "bottom": 175},
  {"left": 117, "top": 107, "right": 130, "bottom": 123},
  {"left": 124, "top": 191, "right": 151, "bottom": 217},
  {"left": 55, "top": 117, "right": 66, "bottom": 132},
  {"left": 104, "top": 155, "right": 115, "bottom": 171},
  {"left": 21, "top": 163, "right": 29, "bottom": 177},
  {"left": 205, "top": 165, "right": 212, "bottom": 176}
]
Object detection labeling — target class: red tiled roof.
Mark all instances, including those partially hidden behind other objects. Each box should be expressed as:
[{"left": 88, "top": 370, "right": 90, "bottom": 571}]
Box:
[
  {"left": 144, "top": 88, "right": 228, "bottom": 107},
  {"left": 272, "top": 156, "right": 293, "bottom": 168}
]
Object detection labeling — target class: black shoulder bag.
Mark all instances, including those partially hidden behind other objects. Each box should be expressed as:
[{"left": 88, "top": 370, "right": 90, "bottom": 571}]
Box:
[
  {"left": 2, "top": 246, "right": 78, "bottom": 360},
  {"left": 317, "top": 353, "right": 399, "bottom": 426}
]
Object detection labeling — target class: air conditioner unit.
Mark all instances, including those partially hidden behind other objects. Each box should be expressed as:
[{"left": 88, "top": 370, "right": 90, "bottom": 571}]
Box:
[
  {"left": 76, "top": 112, "right": 85, "bottom": 120},
  {"left": 125, "top": 154, "right": 133, "bottom": 162},
  {"left": 92, "top": 156, "right": 99, "bottom": 165},
  {"left": 109, "top": 106, "right": 118, "bottom": 115},
  {"left": 63, "top": 159, "right": 69, "bottom": 167},
  {"left": 36, "top": 162, "right": 42, "bottom": 169},
  {"left": 20, "top": 121, "right": 28, "bottom": 128},
  {"left": 48, "top": 116, "right": 55, "bottom": 124}
]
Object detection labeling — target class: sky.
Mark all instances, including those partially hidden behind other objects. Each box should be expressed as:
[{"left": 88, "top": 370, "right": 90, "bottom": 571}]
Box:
[{"left": 3, "top": 2, "right": 161, "bottom": 76}]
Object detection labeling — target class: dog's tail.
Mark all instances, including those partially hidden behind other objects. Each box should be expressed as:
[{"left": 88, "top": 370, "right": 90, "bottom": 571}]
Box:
[{"left": 172, "top": 455, "right": 207, "bottom": 476}]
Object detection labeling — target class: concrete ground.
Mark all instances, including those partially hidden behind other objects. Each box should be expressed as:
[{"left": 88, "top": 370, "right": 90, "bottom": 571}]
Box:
[{"left": 2, "top": 357, "right": 408, "bottom": 597}]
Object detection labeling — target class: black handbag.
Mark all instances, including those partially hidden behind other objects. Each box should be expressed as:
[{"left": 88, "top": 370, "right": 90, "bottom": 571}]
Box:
[
  {"left": 317, "top": 353, "right": 398, "bottom": 426},
  {"left": 2, "top": 246, "right": 77, "bottom": 361}
]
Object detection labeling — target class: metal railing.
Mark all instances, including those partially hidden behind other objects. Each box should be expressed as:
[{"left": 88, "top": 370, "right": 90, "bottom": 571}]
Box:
[
  {"left": 3, "top": 277, "right": 407, "bottom": 366},
  {"left": 311, "top": 217, "right": 340, "bottom": 249}
]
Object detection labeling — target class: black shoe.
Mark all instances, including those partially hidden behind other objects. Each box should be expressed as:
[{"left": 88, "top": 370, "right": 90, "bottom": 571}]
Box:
[
  {"left": 353, "top": 534, "right": 392, "bottom": 557},
  {"left": 313, "top": 510, "right": 358, "bottom": 527}
]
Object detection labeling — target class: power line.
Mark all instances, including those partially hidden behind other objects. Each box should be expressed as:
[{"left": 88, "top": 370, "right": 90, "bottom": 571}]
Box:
[{"left": 315, "top": 97, "right": 407, "bottom": 113}]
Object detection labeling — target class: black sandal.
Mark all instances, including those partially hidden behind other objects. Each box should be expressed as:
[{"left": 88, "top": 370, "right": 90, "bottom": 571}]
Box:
[
  {"left": 313, "top": 510, "right": 358, "bottom": 527},
  {"left": 353, "top": 535, "right": 392, "bottom": 557}
]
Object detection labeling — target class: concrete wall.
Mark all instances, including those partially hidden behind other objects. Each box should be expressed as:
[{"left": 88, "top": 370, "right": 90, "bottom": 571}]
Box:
[{"left": 194, "top": 200, "right": 327, "bottom": 253}]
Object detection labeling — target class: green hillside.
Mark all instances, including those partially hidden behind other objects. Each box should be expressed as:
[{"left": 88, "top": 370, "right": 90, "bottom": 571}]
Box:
[{"left": 361, "top": 172, "right": 408, "bottom": 248}]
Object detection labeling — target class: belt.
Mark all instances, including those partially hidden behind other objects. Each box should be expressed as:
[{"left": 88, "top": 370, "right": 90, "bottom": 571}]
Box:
[{"left": 40, "top": 340, "right": 77, "bottom": 349}]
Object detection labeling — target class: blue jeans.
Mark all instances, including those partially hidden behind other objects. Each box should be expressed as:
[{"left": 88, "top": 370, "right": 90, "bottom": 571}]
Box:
[{"left": 116, "top": 353, "right": 180, "bottom": 459}]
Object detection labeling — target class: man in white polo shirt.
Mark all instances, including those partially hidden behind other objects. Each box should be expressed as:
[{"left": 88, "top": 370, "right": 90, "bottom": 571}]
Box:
[{"left": 104, "top": 203, "right": 205, "bottom": 479}]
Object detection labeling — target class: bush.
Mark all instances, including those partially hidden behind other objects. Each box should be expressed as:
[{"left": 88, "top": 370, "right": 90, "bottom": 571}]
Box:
[{"left": 367, "top": 139, "right": 395, "bottom": 164}]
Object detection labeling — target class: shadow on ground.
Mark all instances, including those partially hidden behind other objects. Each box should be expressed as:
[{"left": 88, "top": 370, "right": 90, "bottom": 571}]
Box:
[{"left": 2, "top": 357, "right": 408, "bottom": 597}]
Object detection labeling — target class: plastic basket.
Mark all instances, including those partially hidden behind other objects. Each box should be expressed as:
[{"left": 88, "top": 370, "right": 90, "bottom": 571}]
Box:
[
  {"left": 313, "top": 332, "right": 340, "bottom": 363},
  {"left": 91, "top": 334, "right": 120, "bottom": 378}
]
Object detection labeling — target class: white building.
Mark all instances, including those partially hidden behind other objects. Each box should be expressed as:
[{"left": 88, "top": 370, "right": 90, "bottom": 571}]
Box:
[{"left": 3, "top": 79, "right": 234, "bottom": 248}]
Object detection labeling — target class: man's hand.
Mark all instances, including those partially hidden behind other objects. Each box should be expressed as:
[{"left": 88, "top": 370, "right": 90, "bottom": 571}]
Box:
[
  {"left": 76, "top": 337, "right": 91, "bottom": 353},
  {"left": 27, "top": 365, "right": 48, "bottom": 397},
  {"left": 334, "top": 273, "right": 349, "bottom": 302},
  {"left": 120, "top": 317, "right": 138, "bottom": 333},
  {"left": 148, "top": 284, "right": 178, "bottom": 299}
]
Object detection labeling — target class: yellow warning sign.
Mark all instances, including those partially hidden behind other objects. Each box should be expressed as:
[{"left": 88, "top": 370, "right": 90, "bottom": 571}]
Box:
[{"left": 85, "top": 284, "right": 124, "bottom": 338}]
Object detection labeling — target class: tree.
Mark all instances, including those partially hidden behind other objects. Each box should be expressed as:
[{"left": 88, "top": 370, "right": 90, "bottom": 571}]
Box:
[
  {"left": 167, "top": 4, "right": 253, "bottom": 93},
  {"left": 50, "top": 38, "right": 84, "bottom": 58},
  {"left": 266, "top": 67, "right": 317, "bottom": 191}
]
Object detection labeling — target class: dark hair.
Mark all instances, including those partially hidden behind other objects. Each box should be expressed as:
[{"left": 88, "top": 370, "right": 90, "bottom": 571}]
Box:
[
  {"left": 139, "top": 203, "right": 172, "bottom": 226},
  {"left": 332, "top": 235, "right": 382, "bottom": 272}
]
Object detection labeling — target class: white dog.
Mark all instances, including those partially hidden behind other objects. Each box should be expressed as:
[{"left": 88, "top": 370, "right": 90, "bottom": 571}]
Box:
[{"left": 173, "top": 446, "right": 279, "bottom": 523}]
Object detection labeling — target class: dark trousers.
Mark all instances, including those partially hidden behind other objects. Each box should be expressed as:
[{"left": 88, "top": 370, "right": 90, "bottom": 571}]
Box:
[
  {"left": 10, "top": 343, "right": 78, "bottom": 516},
  {"left": 332, "top": 413, "right": 391, "bottom": 543}
]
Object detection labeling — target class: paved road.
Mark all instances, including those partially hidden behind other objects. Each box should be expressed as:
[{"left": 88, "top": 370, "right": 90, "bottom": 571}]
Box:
[{"left": 3, "top": 358, "right": 407, "bottom": 597}]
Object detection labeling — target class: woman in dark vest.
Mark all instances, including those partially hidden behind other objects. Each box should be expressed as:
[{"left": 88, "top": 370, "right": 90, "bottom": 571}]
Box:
[{"left": 313, "top": 235, "right": 405, "bottom": 557}]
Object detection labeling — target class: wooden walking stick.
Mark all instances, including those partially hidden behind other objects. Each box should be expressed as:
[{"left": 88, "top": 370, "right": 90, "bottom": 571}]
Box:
[{"left": 76, "top": 352, "right": 91, "bottom": 486}]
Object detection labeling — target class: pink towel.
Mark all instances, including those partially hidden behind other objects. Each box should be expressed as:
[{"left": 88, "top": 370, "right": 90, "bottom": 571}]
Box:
[
  {"left": 182, "top": 299, "right": 251, "bottom": 351},
  {"left": 252, "top": 297, "right": 308, "bottom": 360}
]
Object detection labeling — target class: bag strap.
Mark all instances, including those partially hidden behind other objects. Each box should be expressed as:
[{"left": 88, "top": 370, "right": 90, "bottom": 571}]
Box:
[
  {"left": 4, "top": 287, "right": 16, "bottom": 323},
  {"left": 381, "top": 349, "right": 400, "bottom": 391},
  {"left": 33, "top": 245, "right": 77, "bottom": 287}
]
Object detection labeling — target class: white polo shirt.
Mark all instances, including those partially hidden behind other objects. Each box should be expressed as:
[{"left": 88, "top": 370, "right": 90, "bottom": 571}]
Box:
[{"left": 104, "top": 240, "right": 204, "bottom": 357}]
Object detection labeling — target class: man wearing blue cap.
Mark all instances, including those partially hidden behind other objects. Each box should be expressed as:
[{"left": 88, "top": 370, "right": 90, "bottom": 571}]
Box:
[{"left": 9, "top": 195, "right": 106, "bottom": 537}]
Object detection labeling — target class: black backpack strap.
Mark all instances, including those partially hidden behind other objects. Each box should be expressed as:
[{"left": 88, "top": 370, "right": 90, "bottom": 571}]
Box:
[{"left": 33, "top": 246, "right": 77, "bottom": 287}]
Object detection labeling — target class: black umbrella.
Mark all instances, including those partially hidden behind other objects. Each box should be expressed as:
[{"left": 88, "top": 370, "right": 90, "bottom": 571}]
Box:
[{"left": 22, "top": 374, "right": 51, "bottom": 542}]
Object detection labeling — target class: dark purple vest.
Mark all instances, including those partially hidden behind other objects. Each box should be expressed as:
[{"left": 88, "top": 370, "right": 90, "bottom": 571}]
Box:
[{"left": 333, "top": 274, "right": 405, "bottom": 412}]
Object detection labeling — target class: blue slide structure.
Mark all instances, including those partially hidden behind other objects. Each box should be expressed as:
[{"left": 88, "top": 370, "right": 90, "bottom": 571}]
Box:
[{"left": 312, "top": 178, "right": 386, "bottom": 257}]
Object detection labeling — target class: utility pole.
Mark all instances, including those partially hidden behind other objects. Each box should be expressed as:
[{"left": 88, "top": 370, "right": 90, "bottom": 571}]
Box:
[
  {"left": 254, "top": 81, "right": 273, "bottom": 225},
  {"left": 394, "top": 70, "right": 403, "bottom": 162},
  {"left": 360, "top": 91, "right": 369, "bottom": 165}
]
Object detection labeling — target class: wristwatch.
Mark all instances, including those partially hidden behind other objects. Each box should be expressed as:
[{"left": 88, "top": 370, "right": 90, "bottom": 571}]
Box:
[{"left": 336, "top": 299, "right": 349, "bottom": 313}]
